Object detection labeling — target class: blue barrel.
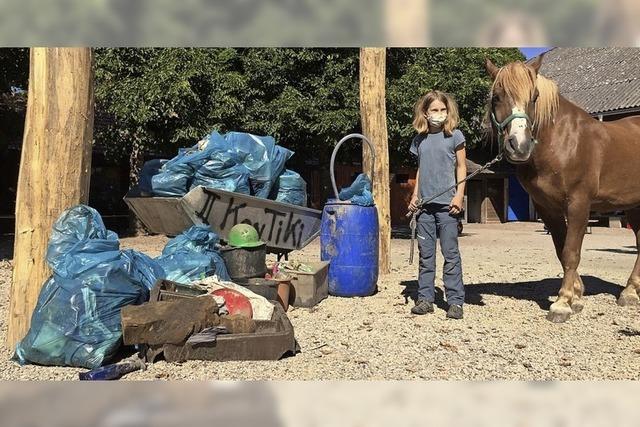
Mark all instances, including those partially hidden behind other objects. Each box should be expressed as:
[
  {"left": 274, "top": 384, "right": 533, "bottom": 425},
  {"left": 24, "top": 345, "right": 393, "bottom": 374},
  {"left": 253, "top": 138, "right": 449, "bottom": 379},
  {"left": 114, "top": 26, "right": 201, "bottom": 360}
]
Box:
[
  {"left": 320, "top": 133, "right": 379, "bottom": 297},
  {"left": 321, "top": 200, "right": 379, "bottom": 296}
]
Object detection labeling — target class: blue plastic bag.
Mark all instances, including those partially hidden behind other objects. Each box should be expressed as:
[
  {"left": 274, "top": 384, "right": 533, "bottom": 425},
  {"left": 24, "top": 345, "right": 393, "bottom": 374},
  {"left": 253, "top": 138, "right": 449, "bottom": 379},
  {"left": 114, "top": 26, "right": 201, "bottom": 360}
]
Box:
[
  {"left": 139, "top": 159, "right": 168, "bottom": 194},
  {"left": 190, "top": 153, "right": 251, "bottom": 194},
  {"left": 149, "top": 131, "right": 294, "bottom": 199},
  {"left": 14, "top": 205, "right": 165, "bottom": 369},
  {"left": 151, "top": 133, "right": 228, "bottom": 196},
  {"left": 338, "top": 173, "right": 375, "bottom": 206},
  {"left": 155, "top": 225, "right": 230, "bottom": 283},
  {"left": 222, "top": 132, "right": 293, "bottom": 198},
  {"left": 250, "top": 145, "right": 293, "bottom": 198},
  {"left": 271, "top": 169, "right": 308, "bottom": 206},
  {"left": 190, "top": 166, "right": 251, "bottom": 194},
  {"left": 223, "top": 132, "right": 276, "bottom": 182},
  {"left": 151, "top": 161, "right": 193, "bottom": 197}
]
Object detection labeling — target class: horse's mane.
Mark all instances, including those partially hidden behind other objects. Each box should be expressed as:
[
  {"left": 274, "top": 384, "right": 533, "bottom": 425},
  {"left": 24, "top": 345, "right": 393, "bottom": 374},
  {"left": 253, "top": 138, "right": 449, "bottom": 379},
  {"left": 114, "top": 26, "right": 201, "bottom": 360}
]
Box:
[{"left": 490, "top": 61, "right": 559, "bottom": 130}]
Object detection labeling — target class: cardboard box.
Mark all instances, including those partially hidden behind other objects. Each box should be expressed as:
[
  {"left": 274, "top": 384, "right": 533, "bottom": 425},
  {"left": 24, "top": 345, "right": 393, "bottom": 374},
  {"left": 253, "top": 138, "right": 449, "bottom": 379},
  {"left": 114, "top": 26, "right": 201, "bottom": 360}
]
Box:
[{"left": 285, "top": 261, "right": 329, "bottom": 308}]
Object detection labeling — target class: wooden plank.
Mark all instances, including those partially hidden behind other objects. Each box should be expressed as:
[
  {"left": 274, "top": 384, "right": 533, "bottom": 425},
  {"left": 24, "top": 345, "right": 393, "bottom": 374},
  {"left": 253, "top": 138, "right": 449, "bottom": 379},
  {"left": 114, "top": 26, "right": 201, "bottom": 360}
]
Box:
[
  {"left": 125, "top": 186, "right": 323, "bottom": 252},
  {"left": 6, "top": 48, "right": 94, "bottom": 350},
  {"left": 482, "top": 179, "right": 488, "bottom": 224},
  {"left": 360, "top": 47, "right": 391, "bottom": 275},
  {"left": 503, "top": 177, "right": 509, "bottom": 222},
  {"left": 182, "top": 187, "right": 322, "bottom": 252}
]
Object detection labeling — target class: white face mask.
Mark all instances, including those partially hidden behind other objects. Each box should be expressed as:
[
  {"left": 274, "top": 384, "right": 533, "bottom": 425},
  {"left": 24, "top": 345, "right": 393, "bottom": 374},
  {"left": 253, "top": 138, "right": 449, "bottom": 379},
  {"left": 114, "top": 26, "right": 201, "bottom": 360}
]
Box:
[{"left": 427, "top": 113, "right": 447, "bottom": 127}]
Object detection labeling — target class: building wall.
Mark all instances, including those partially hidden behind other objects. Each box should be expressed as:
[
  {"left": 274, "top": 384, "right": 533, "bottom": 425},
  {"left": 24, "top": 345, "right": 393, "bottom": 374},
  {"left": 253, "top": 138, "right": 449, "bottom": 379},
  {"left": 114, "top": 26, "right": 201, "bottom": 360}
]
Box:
[{"left": 390, "top": 167, "right": 416, "bottom": 228}]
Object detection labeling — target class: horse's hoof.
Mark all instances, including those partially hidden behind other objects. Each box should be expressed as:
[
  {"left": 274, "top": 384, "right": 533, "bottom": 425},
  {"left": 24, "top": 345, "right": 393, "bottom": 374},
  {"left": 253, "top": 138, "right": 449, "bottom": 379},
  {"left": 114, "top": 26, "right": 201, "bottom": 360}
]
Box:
[
  {"left": 617, "top": 294, "right": 640, "bottom": 307},
  {"left": 546, "top": 311, "right": 571, "bottom": 323},
  {"left": 571, "top": 300, "right": 584, "bottom": 314},
  {"left": 547, "top": 302, "right": 572, "bottom": 323}
]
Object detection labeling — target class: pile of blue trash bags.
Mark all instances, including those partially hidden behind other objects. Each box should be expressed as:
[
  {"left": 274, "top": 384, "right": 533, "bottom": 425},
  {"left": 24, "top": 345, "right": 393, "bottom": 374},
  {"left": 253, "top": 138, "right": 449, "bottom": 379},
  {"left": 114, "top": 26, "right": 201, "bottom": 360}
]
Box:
[
  {"left": 338, "top": 173, "right": 375, "bottom": 206},
  {"left": 15, "top": 205, "right": 230, "bottom": 369},
  {"left": 139, "top": 131, "right": 308, "bottom": 207}
]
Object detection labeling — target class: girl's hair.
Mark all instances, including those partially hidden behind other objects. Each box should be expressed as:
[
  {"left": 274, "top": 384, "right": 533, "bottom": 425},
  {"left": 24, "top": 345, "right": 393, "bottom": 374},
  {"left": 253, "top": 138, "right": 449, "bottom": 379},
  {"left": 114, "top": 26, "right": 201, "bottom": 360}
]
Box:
[{"left": 412, "top": 90, "right": 460, "bottom": 137}]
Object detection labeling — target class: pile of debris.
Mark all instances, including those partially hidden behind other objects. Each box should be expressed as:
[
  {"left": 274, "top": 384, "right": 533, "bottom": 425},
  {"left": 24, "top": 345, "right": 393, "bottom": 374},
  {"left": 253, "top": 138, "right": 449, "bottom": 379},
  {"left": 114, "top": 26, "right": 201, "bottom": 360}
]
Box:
[
  {"left": 139, "top": 131, "right": 308, "bottom": 206},
  {"left": 12, "top": 204, "right": 331, "bottom": 380},
  {"left": 122, "top": 278, "right": 297, "bottom": 367}
]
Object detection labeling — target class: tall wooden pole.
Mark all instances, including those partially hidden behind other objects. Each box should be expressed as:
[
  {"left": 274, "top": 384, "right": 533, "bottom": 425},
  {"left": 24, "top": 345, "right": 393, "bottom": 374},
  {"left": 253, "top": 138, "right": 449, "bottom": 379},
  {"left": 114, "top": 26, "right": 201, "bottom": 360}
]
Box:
[
  {"left": 359, "top": 47, "right": 391, "bottom": 275},
  {"left": 6, "top": 48, "right": 94, "bottom": 350}
]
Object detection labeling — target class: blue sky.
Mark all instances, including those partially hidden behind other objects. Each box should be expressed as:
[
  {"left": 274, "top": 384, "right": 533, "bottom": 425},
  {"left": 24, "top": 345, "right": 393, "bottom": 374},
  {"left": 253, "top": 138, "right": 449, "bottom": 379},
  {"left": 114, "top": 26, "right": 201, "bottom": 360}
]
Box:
[{"left": 519, "top": 47, "right": 551, "bottom": 60}]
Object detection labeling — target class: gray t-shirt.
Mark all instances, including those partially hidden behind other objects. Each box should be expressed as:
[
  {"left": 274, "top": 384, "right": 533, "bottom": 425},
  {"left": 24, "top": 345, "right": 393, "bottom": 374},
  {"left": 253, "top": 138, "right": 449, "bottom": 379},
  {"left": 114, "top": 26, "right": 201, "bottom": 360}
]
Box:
[{"left": 410, "top": 129, "right": 465, "bottom": 206}]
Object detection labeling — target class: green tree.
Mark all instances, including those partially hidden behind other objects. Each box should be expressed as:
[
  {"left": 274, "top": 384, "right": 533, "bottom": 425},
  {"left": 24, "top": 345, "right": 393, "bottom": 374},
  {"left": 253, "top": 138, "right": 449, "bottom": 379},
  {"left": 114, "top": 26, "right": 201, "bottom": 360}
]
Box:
[
  {"left": 94, "top": 47, "right": 524, "bottom": 176},
  {"left": 236, "top": 48, "right": 360, "bottom": 163},
  {"left": 94, "top": 48, "right": 362, "bottom": 173},
  {"left": 94, "top": 47, "right": 247, "bottom": 188},
  {"left": 0, "top": 48, "right": 29, "bottom": 150}
]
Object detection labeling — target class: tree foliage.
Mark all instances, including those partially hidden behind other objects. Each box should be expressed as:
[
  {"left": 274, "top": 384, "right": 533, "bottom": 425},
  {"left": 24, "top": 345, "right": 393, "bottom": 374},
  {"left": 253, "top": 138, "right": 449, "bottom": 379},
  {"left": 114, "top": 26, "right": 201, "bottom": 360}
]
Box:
[
  {"left": 0, "top": 47, "right": 526, "bottom": 166},
  {"left": 235, "top": 48, "right": 360, "bottom": 163},
  {"left": 0, "top": 48, "right": 28, "bottom": 149},
  {"left": 94, "top": 47, "right": 523, "bottom": 168},
  {"left": 93, "top": 48, "right": 361, "bottom": 164},
  {"left": 94, "top": 48, "right": 247, "bottom": 160}
]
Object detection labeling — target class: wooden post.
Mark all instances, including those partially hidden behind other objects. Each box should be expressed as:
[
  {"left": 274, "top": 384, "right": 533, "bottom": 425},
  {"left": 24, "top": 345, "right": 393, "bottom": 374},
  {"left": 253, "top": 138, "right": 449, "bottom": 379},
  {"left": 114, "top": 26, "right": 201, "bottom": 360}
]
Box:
[
  {"left": 6, "top": 48, "right": 94, "bottom": 350},
  {"left": 359, "top": 47, "right": 391, "bottom": 275}
]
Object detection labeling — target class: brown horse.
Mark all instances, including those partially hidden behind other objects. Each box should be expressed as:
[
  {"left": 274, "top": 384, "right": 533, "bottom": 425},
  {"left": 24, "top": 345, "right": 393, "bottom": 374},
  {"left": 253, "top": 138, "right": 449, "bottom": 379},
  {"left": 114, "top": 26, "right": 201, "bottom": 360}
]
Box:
[{"left": 485, "top": 54, "right": 640, "bottom": 322}]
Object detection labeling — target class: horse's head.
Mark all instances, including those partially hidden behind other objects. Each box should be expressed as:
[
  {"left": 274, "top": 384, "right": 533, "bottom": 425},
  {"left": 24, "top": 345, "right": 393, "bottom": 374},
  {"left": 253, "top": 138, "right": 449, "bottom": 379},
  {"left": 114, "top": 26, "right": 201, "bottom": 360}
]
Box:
[{"left": 485, "top": 55, "right": 546, "bottom": 164}]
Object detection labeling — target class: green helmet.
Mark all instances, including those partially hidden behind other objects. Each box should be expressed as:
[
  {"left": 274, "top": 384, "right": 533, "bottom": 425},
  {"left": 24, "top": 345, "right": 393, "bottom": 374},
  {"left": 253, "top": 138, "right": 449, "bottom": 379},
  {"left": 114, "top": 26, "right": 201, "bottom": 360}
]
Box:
[{"left": 227, "top": 223, "right": 265, "bottom": 248}]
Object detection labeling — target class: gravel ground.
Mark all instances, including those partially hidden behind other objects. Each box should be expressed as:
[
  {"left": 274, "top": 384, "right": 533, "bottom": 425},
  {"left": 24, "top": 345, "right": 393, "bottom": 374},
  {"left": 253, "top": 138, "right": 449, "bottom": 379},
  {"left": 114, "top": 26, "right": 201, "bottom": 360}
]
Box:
[{"left": 1, "top": 222, "right": 640, "bottom": 380}]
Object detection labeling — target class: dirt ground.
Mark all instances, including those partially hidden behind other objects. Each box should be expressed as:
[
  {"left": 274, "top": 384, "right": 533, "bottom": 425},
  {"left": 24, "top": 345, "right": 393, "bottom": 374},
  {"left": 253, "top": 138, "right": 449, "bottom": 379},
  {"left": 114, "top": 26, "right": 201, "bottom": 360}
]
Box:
[{"left": 1, "top": 221, "right": 640, "bottom": 380}]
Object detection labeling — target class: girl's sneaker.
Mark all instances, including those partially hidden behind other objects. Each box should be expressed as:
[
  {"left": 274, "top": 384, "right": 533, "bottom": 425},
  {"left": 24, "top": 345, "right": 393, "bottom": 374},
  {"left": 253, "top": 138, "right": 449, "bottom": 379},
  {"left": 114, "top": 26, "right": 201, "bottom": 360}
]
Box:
[
  {"left": 446, "top": 304, "right": 463, "bottom": 319},
  {"left": 411, "top": 300, "right": 434, "bottom": 315}
]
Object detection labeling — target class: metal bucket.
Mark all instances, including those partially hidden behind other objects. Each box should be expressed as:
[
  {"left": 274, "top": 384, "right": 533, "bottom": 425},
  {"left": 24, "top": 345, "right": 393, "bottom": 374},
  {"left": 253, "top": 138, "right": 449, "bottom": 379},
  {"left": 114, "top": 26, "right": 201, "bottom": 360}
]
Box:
[{"left": 220, "top": 245, "right": 267, "bottom": 280}]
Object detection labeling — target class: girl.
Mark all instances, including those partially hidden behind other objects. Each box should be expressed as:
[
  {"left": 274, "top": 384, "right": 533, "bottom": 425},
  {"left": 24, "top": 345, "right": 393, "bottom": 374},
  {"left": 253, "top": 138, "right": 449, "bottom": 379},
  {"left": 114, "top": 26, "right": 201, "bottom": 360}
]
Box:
[{"left": 408, "top": 90, "right": 467, "bottom": 319}]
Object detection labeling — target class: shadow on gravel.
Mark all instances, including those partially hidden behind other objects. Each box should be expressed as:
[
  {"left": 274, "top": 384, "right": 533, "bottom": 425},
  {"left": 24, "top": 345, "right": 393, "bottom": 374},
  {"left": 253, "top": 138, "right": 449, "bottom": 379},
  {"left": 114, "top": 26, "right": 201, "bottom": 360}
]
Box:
[
  {"left": 399, "top": 280, "right": 484, "bottom": 311},
  {"left": 588, "top": 246, "right": 637, "bottom": 255},
  {"left": 400, "top": 275, "right": 622, "bottom": 312},
  {"left": 618, "top": 328, "right": 640, "bottom": 337}
]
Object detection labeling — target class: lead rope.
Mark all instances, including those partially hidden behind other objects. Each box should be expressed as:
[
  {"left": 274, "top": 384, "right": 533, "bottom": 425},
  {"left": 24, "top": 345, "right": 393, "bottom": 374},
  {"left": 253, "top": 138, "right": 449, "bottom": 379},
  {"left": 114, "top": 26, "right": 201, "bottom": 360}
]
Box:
[{"left": 408, "top": 152, "right": 504, "bottom": 264}]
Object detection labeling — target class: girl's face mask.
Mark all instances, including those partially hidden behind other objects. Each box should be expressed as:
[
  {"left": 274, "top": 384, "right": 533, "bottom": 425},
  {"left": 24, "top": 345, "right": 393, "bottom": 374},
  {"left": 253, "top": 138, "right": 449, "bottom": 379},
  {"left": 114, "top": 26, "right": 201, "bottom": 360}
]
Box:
[{"left": 427, "top": 112, "right": 447, "bottom": 127}]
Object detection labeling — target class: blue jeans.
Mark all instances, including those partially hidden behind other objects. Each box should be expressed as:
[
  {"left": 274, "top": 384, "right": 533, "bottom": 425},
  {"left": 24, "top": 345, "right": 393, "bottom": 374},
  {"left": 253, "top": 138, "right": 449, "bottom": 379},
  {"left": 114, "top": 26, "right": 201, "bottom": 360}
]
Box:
[{"left": 416, "top": 204, "right": 464, "bottom": 306}]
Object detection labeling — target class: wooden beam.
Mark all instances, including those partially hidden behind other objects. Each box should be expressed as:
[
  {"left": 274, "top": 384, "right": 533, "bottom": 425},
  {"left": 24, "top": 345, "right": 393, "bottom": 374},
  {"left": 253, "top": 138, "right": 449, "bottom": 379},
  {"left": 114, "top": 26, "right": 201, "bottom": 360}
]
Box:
[
  {"left": 359, "top": 47, "right": 391, "bottom": 275},
  {"left": 503, "top": 177, "right": 509, "bottom": 223},
  {"left": 6, "top": 48, "right": 94, "bottom": 350},
  {"left": 481, "top": 178, "right": 488, "bottom": 224}
]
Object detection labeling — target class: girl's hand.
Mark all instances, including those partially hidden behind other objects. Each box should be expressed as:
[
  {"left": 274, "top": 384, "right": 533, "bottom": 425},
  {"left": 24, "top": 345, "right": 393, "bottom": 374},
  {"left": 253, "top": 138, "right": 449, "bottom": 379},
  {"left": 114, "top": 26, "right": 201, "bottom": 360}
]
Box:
[
  {"left": 449, "top": 194, "right": 463, "bottom": 215},
  {"left": 408, "top": 194, "right": 419, "bottom": 212}
]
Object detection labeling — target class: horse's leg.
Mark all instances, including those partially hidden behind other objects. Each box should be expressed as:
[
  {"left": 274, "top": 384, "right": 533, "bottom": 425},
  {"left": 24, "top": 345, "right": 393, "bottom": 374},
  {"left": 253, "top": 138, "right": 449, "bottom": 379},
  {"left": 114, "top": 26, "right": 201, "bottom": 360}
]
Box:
[
  {"left": 547, "top": 199, "right": 590, "bottom": 322},
  {"left": 618, "top": 208, "right": 640, "bottom": 306},
  {"left": 534, "top": 202, "right": 585, "bottom": 314}
]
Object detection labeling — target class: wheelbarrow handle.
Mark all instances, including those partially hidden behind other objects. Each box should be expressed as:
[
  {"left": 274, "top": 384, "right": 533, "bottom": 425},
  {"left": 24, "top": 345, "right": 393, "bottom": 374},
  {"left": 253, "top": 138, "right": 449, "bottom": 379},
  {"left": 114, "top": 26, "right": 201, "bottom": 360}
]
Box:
[{"left": 329, "top": 133, "right": 376, "bottom": 199}]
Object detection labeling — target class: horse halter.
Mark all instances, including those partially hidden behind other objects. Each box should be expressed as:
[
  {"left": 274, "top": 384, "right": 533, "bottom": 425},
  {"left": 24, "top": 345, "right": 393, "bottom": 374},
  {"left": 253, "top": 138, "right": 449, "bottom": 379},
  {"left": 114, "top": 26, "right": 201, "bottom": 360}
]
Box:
[{"left": 490, "top": 87, "right": 540, "bottom": 150}]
